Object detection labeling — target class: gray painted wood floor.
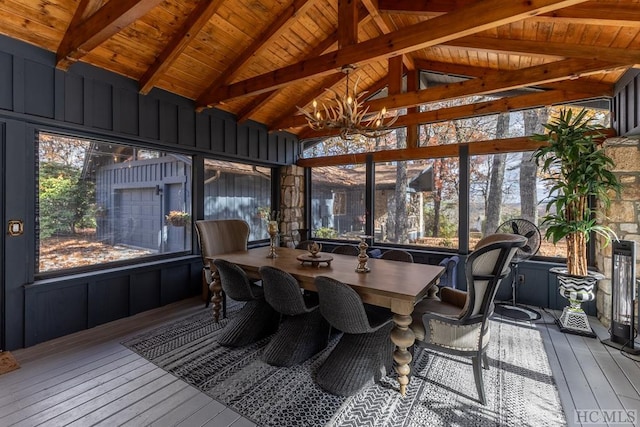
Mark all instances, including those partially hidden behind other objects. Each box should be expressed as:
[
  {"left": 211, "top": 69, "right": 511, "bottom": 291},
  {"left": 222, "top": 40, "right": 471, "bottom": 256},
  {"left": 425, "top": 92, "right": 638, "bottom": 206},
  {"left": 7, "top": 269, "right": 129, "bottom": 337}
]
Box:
[{"left": 1, "top": 297, "right": 639, "bottom": 426}]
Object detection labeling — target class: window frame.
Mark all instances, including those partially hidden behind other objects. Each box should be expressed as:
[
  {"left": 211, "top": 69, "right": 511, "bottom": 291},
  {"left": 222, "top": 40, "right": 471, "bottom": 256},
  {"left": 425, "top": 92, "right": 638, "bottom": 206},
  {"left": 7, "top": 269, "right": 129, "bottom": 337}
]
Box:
[
  {"left": 201, "top": 156, "right": 277, "bottom": 244},
  {"left": 305, "top": 148, "right": 598, "bottom": 265},
  {"left": 35, "top": 129, "right": 196, "bottom": 279}
]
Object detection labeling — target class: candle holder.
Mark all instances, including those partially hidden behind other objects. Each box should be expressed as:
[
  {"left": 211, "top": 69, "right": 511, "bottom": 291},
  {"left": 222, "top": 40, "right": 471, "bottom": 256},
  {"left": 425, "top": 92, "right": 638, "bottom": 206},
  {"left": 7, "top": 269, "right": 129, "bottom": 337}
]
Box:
[
  {"left": 267, "top": 220, "right": 279, "bottom": 258},
  {"left": 355, "top": 235, "right": 371, "bottom": 273}
]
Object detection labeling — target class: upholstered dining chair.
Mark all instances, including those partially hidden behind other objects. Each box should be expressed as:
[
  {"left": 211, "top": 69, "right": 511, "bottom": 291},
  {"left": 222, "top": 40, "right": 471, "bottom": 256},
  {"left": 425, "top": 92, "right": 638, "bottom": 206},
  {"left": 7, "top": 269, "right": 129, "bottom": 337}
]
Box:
[
  {"left": 258, "top": 266, "right": 330, "bottom": 366},
  {"left": 380, "top": 249, "right": 414, "bottom": 263},
  {"left": 314, "top": 276, "right": 394, "bottom": 396},
  {"left": 411, "top": 233, "right": 527, "bottom": 405},
  {"left": 195, "top": 219, "right": 250, "bottom": 316},
  {"left": 331, "top": 244, "right": 359, "bottom": 256},
  {"left": 212, "top": 259, "right": 279, "bottom": 347}
]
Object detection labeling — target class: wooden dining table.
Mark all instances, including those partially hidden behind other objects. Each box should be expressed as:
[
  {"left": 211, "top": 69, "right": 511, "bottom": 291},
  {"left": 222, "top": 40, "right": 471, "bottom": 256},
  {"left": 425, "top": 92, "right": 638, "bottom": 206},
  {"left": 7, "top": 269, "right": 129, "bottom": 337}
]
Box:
[{"left": 207, "top": 246, "right": 444, "bottom": 396}]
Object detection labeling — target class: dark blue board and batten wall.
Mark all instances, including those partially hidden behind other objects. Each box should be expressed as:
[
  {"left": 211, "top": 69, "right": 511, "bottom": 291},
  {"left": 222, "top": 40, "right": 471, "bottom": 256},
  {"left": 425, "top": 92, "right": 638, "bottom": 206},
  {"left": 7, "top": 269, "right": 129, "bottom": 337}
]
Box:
[{"left": 0, "top": 35, "right": 298, "bottom": 350}]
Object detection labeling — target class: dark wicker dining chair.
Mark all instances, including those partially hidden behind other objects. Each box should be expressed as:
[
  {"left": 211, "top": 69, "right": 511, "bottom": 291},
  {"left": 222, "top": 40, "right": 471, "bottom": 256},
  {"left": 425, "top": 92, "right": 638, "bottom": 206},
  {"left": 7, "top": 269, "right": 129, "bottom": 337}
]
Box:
[
  {"left": 295, "top": 240, "right": 315, "bottom": 250},
  {"left": 213, "top": 259, "right": 279, "bottom": 347},
  {"left": 259, "top": 266, "right": 329, "bottom": 366},
  {"left": 314, "top": 276, "right": 394, "bottom": 396},
  {"left": 380, "top": 249, "right": 414, "bottom": 262},
  {"left": 331, "top": 244, "right": 359, "bottom": 256}
]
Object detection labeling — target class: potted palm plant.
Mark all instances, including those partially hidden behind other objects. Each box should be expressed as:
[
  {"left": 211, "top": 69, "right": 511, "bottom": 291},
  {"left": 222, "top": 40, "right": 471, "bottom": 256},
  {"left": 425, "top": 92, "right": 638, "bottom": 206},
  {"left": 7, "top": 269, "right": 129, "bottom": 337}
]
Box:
[{"left": 531, "top": 108, "right": 621, "bottom": 336}]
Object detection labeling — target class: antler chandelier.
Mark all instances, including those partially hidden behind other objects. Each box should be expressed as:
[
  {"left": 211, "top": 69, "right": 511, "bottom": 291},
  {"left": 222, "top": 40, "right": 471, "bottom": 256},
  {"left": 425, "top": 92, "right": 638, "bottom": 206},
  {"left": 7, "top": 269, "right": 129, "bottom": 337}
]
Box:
[{"left": 297, "top": 65, "right": 398, "bottom": 140}]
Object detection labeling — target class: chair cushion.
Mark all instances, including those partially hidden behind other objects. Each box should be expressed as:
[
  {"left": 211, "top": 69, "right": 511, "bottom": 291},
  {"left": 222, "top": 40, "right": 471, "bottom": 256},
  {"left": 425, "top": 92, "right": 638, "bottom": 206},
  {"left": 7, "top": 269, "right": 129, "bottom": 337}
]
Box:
[
  {"left": 439, "top": 287, "right": 467, "bottom": 310},
  {"left": 414, "top": 297, "right": 464, "bottom": 318},
  {"left": 411, "top": 297, "right": 463, "bottom": 341}
]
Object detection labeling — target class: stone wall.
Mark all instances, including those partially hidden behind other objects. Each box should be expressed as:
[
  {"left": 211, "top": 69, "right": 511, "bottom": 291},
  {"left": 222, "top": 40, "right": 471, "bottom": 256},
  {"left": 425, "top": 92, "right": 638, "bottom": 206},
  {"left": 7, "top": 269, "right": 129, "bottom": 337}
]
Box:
[
  {"left": 279, "top": 165, "right": 305, "bottom": 245},
  {"left": 596, "top": 137, "right": 640, "bottom": 326}
]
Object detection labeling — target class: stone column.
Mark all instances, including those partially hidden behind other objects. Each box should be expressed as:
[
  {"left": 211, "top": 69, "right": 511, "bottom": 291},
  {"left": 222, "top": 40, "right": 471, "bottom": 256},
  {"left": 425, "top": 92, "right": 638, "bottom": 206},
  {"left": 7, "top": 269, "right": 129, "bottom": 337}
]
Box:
[
  {"left": 596, "top": 137, "right": 640, "bottom": 327},
  {"left": 279, "top": 165, "right": 305, "bottom": 244}
]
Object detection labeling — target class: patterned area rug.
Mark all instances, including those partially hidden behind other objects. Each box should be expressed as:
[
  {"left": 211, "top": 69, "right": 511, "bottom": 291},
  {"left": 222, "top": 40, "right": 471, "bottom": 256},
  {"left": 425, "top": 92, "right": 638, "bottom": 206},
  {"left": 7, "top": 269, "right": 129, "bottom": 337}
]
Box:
[{"left": 122, "top": 306, "right": 566, "bottom": 427}]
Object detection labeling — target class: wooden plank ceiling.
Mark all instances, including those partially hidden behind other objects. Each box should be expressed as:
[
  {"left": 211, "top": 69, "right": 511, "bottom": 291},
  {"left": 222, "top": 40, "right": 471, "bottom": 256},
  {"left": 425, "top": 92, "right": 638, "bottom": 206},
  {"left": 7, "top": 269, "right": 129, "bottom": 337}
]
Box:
[{"left": 0, "top": 0, "right": 637, "bottom": 141}]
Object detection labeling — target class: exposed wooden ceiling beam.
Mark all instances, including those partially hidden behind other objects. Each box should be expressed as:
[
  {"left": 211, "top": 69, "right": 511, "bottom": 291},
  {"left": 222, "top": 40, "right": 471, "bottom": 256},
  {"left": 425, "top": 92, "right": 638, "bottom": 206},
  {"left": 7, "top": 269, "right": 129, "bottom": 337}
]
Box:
[
  {"left": 381, "top": 89, "right": 601, "bottom": 129},
  {"left": 378, "top": 1, "right": 640, "bottom": 27},
  {"left": 338, "top": 0, "right": 359, "bottom": 48},
  {"left": 377, "top": 0, "right": 478, "bottom": 14},
  {"left": 443, "top": 36, "right": 640, "bottom": 66},
  {"left": 261, "top": 4, "right": 375, "bottom": 128},
  {"left": 138, "top": 0, "right": 225, "bottom": 95},
  {"left": 56, "top": 0, "right": 163, "bottom": 70},
  {"left": 196, "top": 0, "right": 589, "bottom": 108},
  {"left": 405, "top": 67, "right": 420, "bottom": 148},
  {"left": 236, "top": 34, "right": 341, "bottom": 123},
  {"left": 288, "top": 58, "right": 619, "bottom": 133},
  {"left": 195, "top": 0, "right": 313, "bottom": 109},
  {"left": 298, "top": 143, "right": 459, "bottom": 167},
  {"left": 360, "top": 0, "right": 415, "bottom": 70},
  {"left": 268, "top": 73, "right": 345, "bottom": 131},
  {"left": 412, "top": 59, "right": 613, "bottom": 95},
  {"left": 67, "top": 0, "right": 105, "bottom": 31},
  {"left": 536, "top": 3, "right": 640, "bottom": 27},
  {"left": 366, "top": 58, "right": 620, "bottom": 113},
  {"left": 298, "top": 88, "right": 599, "bottom": 139},
  {"left": 297, "top": 129, "right": 616, "bottom": 167},
  {"left": 240, "top": 5, "right": 373, "bottom": 124}
]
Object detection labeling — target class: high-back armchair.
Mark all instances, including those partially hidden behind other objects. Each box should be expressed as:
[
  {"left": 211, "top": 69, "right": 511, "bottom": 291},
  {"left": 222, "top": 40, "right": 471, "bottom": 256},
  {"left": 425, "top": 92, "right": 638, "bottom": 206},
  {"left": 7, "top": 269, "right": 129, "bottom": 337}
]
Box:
[
  {"left": 411, "top": 233, "right": 526, "bottom": 405},
  {"left": 195, "top": 219, "right": 250, "bottom": 321}
]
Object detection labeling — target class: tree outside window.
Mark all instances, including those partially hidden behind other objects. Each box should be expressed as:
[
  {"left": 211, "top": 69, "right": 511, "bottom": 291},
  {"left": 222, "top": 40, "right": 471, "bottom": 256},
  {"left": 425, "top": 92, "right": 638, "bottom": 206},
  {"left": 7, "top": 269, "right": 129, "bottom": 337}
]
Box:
[{"left": 37, "top": 133, "right": 192, "bottom": 274}]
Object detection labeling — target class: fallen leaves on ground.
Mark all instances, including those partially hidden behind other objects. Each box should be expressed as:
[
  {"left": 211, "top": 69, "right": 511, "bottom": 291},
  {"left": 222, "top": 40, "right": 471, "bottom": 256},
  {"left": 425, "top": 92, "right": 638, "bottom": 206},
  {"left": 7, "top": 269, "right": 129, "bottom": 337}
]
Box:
[{"left": 39, "top": 235, "right": 154, "bottom": 272}]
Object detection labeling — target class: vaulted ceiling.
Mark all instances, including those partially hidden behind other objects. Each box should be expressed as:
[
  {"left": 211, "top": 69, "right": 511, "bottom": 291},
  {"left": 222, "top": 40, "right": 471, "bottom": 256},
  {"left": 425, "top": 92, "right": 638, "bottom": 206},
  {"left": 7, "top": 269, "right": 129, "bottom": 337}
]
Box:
[{"left": 1, "top": 0, "right": 637, "bottom": 141}]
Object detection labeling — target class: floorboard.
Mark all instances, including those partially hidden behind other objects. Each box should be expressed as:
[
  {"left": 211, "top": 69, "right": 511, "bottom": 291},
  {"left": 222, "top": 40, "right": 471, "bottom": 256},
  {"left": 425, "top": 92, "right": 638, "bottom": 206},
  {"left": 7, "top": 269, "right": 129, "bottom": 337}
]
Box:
[
  {"left": 0, "top": 356, "right": 147, "bottom": 425},
  {"left": 146, "top": 390, "right": 212, "bottom": 426},
  {"left": 537, "top": 310, "right": 581, "bottom": 427},
  {"left": 1, "top": 297, "right": 638, "bottom": 427}
]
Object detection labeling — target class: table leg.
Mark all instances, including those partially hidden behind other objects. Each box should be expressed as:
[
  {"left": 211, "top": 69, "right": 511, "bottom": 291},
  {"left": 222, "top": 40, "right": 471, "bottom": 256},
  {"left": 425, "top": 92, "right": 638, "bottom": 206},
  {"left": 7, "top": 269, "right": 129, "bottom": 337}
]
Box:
[
  {"left": 390, "top": 312, "right": 415, "bottom": 396},
  {"left": 210, "top": 269, "right": 223, "bottom": 323}
]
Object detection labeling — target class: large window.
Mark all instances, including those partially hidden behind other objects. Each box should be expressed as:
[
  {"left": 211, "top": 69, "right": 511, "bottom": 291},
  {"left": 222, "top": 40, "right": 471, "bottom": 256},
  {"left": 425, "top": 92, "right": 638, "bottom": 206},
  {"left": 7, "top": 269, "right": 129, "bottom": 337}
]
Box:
[
  {"left": 37, "top": 133, "right": 192, "bottom": 274},
  {"left": 374, "top": 160, "right": 460, "bottom": 249},
  {"left": 203, "top": 159, "right": 271, "bottom": 241},
  {"left": 469, "top": 151, "right": 565, "bottom": 256},
  {"left": 469, "top": 106, "right": 610, "bottom": 257},
  {"left": 303, "top": 104, "right": 610, "bottom": 258},
  {"left": 310, "top": 165, "right": 365, "bottom": 241}
]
